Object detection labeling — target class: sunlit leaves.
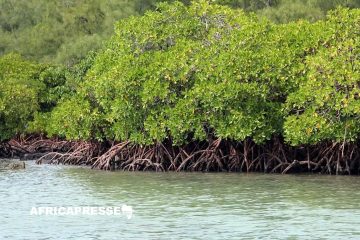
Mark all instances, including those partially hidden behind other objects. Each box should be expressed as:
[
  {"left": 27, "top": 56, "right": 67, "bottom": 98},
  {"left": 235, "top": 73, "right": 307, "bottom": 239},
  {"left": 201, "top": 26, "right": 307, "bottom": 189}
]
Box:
[{"left": 284, "top": 8, "right": 360, "bottom": 145}]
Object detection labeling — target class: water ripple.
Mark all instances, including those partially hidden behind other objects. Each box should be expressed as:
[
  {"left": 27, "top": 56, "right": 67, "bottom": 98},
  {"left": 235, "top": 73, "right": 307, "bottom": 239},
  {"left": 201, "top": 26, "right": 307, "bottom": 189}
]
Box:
[{"left": 1, "top": 161, "right": 360, "bottom": 239}]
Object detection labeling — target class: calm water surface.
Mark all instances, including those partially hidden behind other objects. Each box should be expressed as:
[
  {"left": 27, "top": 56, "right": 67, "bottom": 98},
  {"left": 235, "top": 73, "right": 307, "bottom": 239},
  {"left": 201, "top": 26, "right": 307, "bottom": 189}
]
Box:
[{"left": 1, "top": 160, "right": 360, "bottom": 239}]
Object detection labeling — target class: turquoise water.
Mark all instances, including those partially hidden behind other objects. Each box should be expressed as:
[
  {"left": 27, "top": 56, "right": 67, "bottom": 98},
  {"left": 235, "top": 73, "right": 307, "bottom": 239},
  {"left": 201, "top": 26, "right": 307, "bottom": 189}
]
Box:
[{"left": 1, "top": 161, "right": 360, "bottom": 239}]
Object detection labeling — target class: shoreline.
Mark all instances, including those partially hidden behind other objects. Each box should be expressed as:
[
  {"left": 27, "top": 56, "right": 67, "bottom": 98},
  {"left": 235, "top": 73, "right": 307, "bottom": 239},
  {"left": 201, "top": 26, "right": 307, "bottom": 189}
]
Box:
[{"left": 1, "top": 136, "right": 359, "bottom": 175}]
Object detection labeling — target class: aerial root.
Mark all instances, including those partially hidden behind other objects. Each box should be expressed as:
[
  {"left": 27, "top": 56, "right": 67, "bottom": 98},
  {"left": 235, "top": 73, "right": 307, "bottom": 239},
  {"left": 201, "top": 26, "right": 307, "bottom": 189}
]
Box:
[{"left": 3, "top": 136, "right": 360, "bottom": 174}]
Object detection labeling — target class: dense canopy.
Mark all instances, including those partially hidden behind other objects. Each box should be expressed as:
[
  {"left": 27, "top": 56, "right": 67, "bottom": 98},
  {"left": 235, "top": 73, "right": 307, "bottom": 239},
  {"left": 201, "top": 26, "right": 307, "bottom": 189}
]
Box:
[{"left": 2, "top": 1, "right": 357, "bottom": 146}]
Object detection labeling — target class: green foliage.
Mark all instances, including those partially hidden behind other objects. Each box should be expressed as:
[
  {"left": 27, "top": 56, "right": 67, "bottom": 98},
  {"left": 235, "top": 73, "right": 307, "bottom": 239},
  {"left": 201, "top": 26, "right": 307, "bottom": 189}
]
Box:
[
  {"left": 256, "top": 0, "right": 360, "bottom": 23},
  {"left": 28, "top": 51, "right": 97, "bottom": 135},
  {"left": 0, "top": 0, "right": 140, "bottom": 65},
  {"left": 44, "top": 96, "right": 102, "bottom": 140},
  {"left": 0, "top": 53, "right": 43, "bottom": 140},
  {"left": 1, "top": 2, "right": 360, "bottom": 148},
  {"left": 45, "top": 1, "right": 360, "bottom": 146},
  {"left": 1, "top": 0, "right": 359, "bottom": 65},
  {"left": 88, "top": 1, "right": 282, "bottom": 144},
  {"left": 284, "top": 8, "right": 360, "bottom": 145},
  {"left": 0, "top": 51, "right": 90, "bottom": 140},
  {"left": 38, "top": 66, "right": 68, "bottom": 110},
  {"left": 215, "top": 0, "right": 280, "bottom": 10}
]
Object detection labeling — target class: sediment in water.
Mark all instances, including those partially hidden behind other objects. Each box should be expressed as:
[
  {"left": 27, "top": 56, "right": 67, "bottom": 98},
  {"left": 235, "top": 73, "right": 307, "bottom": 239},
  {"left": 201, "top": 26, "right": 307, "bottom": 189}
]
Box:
[{"left": 0, "top": 158, "right": 25, "bottom": 170}]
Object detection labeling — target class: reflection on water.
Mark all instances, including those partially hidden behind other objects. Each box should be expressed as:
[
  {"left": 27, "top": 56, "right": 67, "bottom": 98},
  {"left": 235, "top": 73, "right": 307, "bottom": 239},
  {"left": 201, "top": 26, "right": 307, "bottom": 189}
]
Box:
[{"left": 1, "top": 161, "right": 360, "bottom": 239}]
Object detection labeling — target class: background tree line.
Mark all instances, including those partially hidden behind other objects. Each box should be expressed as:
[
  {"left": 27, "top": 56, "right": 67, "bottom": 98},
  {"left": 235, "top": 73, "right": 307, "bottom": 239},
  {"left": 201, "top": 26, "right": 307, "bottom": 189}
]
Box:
[{"left": 1, "top": 0, "right": 359, "bottom": 66}]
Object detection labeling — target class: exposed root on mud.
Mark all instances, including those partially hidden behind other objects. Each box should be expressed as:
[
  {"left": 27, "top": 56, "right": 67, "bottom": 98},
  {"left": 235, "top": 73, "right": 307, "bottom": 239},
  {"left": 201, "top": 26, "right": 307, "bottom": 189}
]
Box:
[
  {"left": 37, "top": 141, "right": 101, "bottom": 165},
  {"left": 2, "top": 136, "right": 360, "bottom": 174},
  {"left": 1, "top": 136, "right": 72, "bottom": 157}
]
